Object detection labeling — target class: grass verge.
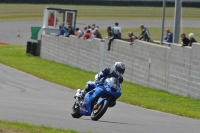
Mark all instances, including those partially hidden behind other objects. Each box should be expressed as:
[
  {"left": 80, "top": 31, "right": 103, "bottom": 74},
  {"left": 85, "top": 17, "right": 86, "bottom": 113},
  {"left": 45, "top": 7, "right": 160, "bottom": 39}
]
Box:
[
  {"left": 0, "top": 120, "right": 92, "bottom": 133},
  {"left": 0, "top": 45, "right": 200, "bottom": 119},
  {"left": 0, "top": 4, "right": 200, "bottom": 20}
]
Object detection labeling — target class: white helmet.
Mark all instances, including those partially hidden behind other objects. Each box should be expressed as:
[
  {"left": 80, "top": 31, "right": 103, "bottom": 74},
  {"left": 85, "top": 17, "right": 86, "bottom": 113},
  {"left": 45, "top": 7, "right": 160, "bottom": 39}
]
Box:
[{"left": 112, "top": 62, "right": 126, "bottom": 76}]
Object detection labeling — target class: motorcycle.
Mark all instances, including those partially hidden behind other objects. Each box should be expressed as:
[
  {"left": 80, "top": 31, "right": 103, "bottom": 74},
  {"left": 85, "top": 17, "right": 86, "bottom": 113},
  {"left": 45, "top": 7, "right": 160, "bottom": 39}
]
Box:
[{"left": 71, "top": 77, "right": 121, "bottom": 121}]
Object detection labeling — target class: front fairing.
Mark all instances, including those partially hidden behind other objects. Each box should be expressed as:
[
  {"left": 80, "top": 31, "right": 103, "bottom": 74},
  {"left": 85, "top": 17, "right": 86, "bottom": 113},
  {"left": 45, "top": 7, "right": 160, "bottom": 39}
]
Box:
[{"left": 79, "top": 81, "right": 121, "bottom": 116}]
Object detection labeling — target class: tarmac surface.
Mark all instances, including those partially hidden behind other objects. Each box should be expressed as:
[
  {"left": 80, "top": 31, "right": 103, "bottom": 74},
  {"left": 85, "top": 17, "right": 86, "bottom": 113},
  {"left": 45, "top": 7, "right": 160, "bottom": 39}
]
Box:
[
  {"left": 0, "top": 19, "right": 199, "bottom": 45},
  {"left": 0, "top": 63, "right": 200, "bottom": 133}
]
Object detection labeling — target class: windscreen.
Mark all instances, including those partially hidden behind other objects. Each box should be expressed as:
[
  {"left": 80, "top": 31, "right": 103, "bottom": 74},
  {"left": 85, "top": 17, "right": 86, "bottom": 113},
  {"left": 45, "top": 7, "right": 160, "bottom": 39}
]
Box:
[{"left": 105, "top": 77, "right": 120, "bottom": 91}]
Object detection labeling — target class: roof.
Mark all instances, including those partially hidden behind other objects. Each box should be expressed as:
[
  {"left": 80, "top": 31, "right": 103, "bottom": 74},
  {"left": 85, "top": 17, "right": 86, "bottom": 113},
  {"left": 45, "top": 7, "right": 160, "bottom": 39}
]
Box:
[{"left": 46, "top": 7, "right": 77, "bottom": 12}]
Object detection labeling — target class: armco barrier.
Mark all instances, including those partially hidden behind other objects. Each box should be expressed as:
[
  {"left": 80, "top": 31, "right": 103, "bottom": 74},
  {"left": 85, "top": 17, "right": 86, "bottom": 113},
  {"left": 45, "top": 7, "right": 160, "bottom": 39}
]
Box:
[{"left": 40, "top": 34, "right": 200, "bottom": 99}]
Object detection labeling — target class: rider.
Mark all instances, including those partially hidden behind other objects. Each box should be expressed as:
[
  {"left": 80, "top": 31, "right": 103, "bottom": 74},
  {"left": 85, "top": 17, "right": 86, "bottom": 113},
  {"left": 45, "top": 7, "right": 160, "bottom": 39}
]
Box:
[{"left": 76, "top": 62, "right": 125, "bottom": 107}]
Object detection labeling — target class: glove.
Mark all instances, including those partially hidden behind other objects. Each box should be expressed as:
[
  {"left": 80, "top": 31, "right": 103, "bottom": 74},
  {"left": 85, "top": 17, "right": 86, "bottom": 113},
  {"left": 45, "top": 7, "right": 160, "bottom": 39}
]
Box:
[{"left": 95, "top": 78, "right": 104, "bottom": 85}]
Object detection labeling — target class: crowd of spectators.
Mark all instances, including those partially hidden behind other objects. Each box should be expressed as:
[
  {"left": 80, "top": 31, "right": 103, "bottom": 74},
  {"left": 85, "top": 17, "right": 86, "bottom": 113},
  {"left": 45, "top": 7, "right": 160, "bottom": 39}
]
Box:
[
  {"left": 126, "top": 25, "right": 197, "bottom": 47},
  {"left": 55, "top": 21, "right": 197, "bottom": 50},
  {"left": 56, "top": 23, "right": 102, "bottom": 41}
]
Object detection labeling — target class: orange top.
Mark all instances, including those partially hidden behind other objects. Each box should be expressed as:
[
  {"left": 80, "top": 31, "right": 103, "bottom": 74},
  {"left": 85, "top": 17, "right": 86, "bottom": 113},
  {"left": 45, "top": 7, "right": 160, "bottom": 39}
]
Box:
[
  {"left": 48, "top": 16, "right": 54, "bottom": 26},
  {"left": 48, "top": 15, "right": 58, "bottom": 26}
]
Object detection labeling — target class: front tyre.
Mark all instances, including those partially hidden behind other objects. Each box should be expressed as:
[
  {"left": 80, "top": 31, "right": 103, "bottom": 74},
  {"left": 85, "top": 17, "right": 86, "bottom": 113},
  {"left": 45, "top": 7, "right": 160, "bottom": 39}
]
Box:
[
  {"left": 71, "top": 102, "right": 82, "bottom": 118},
  {"left": 91, "top": 99, "right": 109, "bottom": 121}
]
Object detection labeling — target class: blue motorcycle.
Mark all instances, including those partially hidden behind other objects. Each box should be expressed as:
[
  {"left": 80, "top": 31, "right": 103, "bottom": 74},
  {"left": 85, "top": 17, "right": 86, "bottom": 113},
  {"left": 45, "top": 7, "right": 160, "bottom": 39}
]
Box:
[{"left": 71, "top": 77, "right": 121, "bottom": 121}]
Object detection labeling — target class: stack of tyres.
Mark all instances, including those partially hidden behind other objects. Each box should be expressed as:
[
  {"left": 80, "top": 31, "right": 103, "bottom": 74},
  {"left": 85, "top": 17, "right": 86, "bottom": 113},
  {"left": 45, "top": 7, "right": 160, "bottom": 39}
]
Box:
[
  {"left": 31, "top": 42, "right": 37, "bottom": 56},
  {"left": 26, "top": 41, "right": 41, "bottom": 56},
  {"left": 26, "top": 41, "right": 32, "bottom": 54}
]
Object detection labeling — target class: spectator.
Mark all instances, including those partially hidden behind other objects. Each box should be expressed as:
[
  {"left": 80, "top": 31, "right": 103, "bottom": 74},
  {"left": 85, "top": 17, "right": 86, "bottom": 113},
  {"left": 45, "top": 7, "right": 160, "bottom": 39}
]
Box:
[
  {"left": 75, "top": 28, "right": 83, "bottom": 38},
  {"left": 181, "top": 33, "right": 190, "bottom": 47},
  {"left": 128, "top": 32, "right": 138, "bottom": 45},
  {"left": 48, "top": 13, "right": 58, "bottom": 26},
  {"left": 83, "top": 30, "right": 91, "bottom": 40},
  {"left": 138, "top": 24, "right": 150, "bottom": 42},
  {"left": 91, "top": 26, "right": 95, "bottom": 31},
  {"left": 87, "top": 25, "right": 92, "bottom": 32},
  {"left": 164, "top": 29, "right": 173, "bottom": 43},
  {"left": 107, "top": 26, "right": 113, "bottom": 39},
  {"left": 91, "top": 24, "right": 96, "bottom": 31},
  {"left": 189, "top": 33, "right": 197, "bottom": 46},
  {"left": 65, "top": 24, "right": 74, "bottom": 37},
  {"left": 113, "top": 22, "right": 121, "bottom": 39},
  {"left": 56, "top": 25, "right": 67, "bottom": 36},
  {"left": 92, "top": 24, "right": 96, "bottom": 28},
  {"left": 93, "top": 28, "right": 102, "bottom": 39},
  {"left": 83, "top": 26, "right": 88, "bottom": 34},
  {"left": 107, "top": 22, "right": 121, "bottom": 51}
]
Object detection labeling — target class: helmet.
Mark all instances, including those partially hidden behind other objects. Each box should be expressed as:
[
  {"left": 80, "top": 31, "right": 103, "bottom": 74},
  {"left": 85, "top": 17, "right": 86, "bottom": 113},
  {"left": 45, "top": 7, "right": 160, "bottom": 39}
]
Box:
[{"left": 112, "top": 62, "right": 125, "bottom": 76}]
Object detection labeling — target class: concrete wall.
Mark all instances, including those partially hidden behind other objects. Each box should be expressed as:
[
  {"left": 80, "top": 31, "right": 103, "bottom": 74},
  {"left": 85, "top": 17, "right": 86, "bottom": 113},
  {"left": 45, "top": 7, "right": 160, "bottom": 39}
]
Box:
[{"left": 41, "top": 33, "right": 200, "bottom": 99}]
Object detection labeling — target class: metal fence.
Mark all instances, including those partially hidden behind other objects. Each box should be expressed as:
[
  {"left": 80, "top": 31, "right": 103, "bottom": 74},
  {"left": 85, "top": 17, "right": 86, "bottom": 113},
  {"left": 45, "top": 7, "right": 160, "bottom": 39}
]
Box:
[{"left": 1, "top": 0, "right": 200, "bottom": 7}]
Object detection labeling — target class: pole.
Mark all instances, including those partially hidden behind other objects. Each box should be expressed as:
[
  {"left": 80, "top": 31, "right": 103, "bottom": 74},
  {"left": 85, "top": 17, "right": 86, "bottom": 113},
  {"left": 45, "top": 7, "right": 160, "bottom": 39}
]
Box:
[
  {"left": 160, "top": 0, "right": 166, "bottom": 45},
  {"left": 98, "top": 39, "right": 105, "bottom": 72},
  {"left": 173, "top": 0, "right": 182, "bottom": 44}
]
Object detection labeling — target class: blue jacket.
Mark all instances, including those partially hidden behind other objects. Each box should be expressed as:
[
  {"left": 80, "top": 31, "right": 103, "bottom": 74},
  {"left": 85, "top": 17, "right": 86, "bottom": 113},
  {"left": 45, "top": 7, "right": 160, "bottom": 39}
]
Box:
[
  {"left": 164, "top": 32, "right": 173, "bottom": 43},
  {"left": 57, "top": 28, "right": 67, "bottom": 36}
]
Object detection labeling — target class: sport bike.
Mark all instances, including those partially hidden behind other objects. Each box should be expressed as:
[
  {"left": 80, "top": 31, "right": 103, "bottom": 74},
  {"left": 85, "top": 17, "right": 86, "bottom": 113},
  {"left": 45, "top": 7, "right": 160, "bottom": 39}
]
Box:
[{"left": 71, "top": 77, "right": 121, "bottom": 121}]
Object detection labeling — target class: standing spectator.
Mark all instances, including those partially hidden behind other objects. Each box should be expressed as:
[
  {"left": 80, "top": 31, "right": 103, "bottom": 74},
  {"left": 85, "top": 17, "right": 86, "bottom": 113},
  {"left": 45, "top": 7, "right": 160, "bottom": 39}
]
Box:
[
  {"left": 164, "top": 29, "right": 173, "bottom": 43},
  {"left": 189, "top": 33, "right": 197, "bottom": 46},
  {"left": 113, "top": 22, "right": 121, "bottom": 39},
  {"left": 48, "top": 13, "right": 58, "bottom": 26},
  {"left": 107, "top": 22, "right": 121, "bottom": 51},
  {"left": 56, "top": 25, "right": 67, "bottom": 36},
  {"left": 65, "top": 24, "right": 74, "bottom": 37},
  {"left": 181, "top": 33, "right": 190, "bottom": 47},
  {"left": 138, "top": 24, "right": 150, "bottom": 42},
  {"left": 128, "top": 32, "right": 138, "bottom": 45},
  {"left": 93, "top": 28, "right": 102, "bottom": 39},
  {"left": 75, "top": 28, "right": 83, "bottom": 38}
]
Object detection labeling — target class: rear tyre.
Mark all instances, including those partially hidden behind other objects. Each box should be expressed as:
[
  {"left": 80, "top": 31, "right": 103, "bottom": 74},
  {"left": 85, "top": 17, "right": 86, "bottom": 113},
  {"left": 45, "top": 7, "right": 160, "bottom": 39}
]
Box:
[
  {"left": 91, "top": 99, "right": 109, "bottom": 121},
  {"left": 71, "top": 102, "right": 82, "bottom": 118}
]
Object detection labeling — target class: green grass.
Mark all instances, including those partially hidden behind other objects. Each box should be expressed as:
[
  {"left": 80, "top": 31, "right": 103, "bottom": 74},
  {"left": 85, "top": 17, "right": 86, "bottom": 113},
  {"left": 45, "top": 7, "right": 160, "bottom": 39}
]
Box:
[
  {"left": 1, "top": 45, "right": 200, "bottom": 119},
  {"left": 0, "top": 4, "right": 200, "bottom": 20},
  {"left": 0, "top": 120, "right": 93, "bottom": 133},
  {"left": 100, "top": 27, "right": 200, "bottom": 43}
]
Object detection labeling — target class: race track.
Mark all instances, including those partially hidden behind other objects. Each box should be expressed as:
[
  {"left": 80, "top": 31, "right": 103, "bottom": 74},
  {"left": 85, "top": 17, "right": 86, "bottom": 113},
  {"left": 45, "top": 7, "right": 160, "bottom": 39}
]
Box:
[
  {"left": 0, "top": 19, "right": 199, "bottom": 45},
  {"left": 0, "top": 63, "right": 200, "bottom": 133}
]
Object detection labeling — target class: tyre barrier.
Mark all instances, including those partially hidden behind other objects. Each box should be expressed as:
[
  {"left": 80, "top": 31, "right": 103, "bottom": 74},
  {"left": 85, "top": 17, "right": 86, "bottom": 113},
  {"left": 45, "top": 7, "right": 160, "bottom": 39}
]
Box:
[{"left": 26, "top": 41, "right": 41, "bottom": 56}]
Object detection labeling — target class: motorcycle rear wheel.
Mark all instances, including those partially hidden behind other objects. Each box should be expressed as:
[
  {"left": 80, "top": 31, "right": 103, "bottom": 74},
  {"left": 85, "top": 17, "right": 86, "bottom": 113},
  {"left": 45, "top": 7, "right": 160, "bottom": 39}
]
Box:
[
  {"left": 91, "top": 99, "right": 109, "bottom": 121},
  {"left": 71, "top": 102, "right": 82, "bottom": 118}
]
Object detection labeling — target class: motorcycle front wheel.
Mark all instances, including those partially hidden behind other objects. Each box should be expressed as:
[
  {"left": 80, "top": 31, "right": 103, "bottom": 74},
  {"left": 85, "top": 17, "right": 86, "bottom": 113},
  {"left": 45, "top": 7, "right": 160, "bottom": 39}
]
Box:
[
  {"left": 71, "top": 102, "right": 82, "bottom": 118},
  {"left": 91, "top": 99, "right": 109, "bottom": 121}
]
